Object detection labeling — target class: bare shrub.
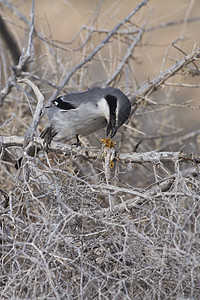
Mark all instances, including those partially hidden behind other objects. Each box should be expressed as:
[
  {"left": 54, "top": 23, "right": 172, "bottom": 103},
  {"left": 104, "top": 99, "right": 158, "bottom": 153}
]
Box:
[{"left": 1, "top": 0, "right": 200, "bottom": 299}]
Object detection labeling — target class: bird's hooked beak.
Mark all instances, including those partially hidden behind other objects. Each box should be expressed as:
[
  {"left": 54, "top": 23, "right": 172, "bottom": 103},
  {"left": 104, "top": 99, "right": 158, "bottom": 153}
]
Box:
[{"left": 106, "top": 113, "right": 117, "bottom": 138}]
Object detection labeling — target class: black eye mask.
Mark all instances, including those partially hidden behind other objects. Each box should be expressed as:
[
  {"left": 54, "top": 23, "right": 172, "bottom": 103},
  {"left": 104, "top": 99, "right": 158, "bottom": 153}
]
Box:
[{"left": 104, "top": 94, "right": 117, "bottom": 138}]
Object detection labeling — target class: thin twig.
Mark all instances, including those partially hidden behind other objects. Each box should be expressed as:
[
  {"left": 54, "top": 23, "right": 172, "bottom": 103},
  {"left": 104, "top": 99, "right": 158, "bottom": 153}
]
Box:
[
  {"left": 44, "top": 0, "right": 149, "bottom": 107},
  {"left": 104, "top": 21, "right": 146, "bottom": 86},
  {"left": 0, "top": 0, "right": 35, "bottom": 105},
  {"left": 131, "top": 47, "right": 200, "bottom": 104}
]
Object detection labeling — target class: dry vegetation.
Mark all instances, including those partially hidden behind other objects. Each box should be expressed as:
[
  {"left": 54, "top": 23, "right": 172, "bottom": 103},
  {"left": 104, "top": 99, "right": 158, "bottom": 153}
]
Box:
[{"left": 1, "top": 0, "right": 200, "bottom": 299}]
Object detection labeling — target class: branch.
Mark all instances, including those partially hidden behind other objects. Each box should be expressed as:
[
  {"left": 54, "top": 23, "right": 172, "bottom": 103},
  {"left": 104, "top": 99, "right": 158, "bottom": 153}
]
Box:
[
  {"left": 104, "top": 21, "right": 146, "bottom": 86},
  {"left": 83, "top": 17, "right": 200, "bottom": 37},
  {"left": 0, "top": 0, "right": 35, "bottom": 106},
  {"left": 15, "top": 78, "right": 44, "bottom": 151},
  {"left": 117, "top": 151, "right": 200, "bottom": 164},
  {"left": 45, "top": 0, "right": 149, "bottom": 106},
  {"left": 1, "top": 135, "right": 200, "bottom": 165},
  {"left": 131, "top": 47, "right": 200, "bottom": 103},
  {"left": 98, "top": 164, "right": 200, "bottom": 214},
  {"left": 18, "top": 78, "right": 44, "bottom": 133}
]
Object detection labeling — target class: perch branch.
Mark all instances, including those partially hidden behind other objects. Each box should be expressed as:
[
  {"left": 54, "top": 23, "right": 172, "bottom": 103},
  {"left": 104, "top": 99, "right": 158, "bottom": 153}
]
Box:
[{"left": 1, "top": 135, "right": 200, "bottom": 165}]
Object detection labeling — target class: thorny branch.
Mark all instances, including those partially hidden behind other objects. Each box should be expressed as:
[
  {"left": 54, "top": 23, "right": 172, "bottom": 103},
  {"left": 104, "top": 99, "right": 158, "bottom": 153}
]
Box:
[
  {"left": 1, "top": 135, "right": 200, "bottom": 165},
  {"left": 0, "top": 0, "right": 148, "bottom": 108},
  {"left": 45, "top": 0, "right": 150, "bottom": 105},
  {"left": 104, "top": 21, "right": 147, "bottom": 86},
  {"left": 131, "top": 47, "right": 200, "bottom": 103}
]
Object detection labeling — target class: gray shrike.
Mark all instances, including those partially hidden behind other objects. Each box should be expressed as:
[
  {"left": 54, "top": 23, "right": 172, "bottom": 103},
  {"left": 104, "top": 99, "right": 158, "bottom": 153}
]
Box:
[
  {"left": 15, "top": 87, "right": 131, "bottom": 169},
  {"left": 42, "top": 87, "right": 131, "bottom": 143}
]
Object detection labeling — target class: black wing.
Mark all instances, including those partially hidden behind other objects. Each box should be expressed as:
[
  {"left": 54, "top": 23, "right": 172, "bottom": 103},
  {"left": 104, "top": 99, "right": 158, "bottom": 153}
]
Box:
[{"left": 52, "top": 97, "right": 76, "bottom": 110}]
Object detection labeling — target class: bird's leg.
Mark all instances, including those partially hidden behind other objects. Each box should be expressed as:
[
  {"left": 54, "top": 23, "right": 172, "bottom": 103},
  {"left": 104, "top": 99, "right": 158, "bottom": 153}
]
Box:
[{"left": 72, "top": 134, "right": 81, "bottom": 147}]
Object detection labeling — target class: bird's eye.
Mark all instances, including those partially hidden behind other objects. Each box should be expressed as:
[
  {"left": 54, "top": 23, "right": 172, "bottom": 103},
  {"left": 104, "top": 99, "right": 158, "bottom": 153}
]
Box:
[{"left": 54, "top": 101, "right": 58, "bottom": 106}]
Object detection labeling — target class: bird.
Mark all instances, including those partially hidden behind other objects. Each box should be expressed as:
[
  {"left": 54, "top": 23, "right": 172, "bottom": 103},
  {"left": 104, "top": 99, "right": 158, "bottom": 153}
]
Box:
[
  {"left": 41, "top": 86, "right": 131, "bottom": 144},
  {"left": 15, "top": 87, "right": 131, "bottom": 169}
]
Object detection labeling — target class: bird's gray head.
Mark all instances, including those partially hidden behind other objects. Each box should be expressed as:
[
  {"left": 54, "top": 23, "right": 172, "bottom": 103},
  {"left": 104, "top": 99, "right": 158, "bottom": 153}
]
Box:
[{"left": 98, "top": 88, "right": 131, "bottom": 138}]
